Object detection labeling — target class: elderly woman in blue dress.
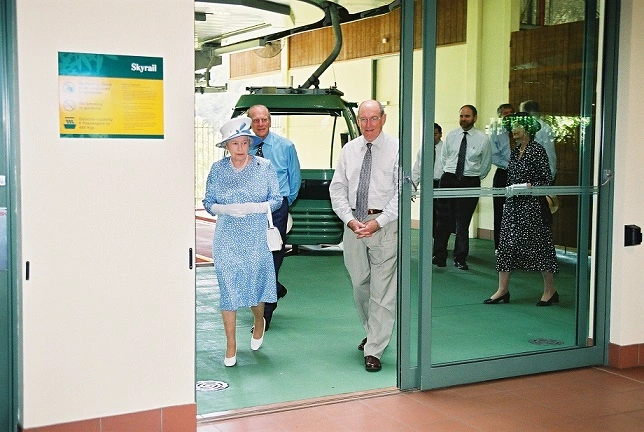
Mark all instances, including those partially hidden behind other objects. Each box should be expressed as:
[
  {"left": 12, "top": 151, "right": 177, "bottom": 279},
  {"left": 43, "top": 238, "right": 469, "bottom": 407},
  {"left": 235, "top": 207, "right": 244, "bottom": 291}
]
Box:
[
  {"left": 484, "top": 112, "right": 559, "bottom": 307},
  {"left": 203, "top": 116, "right": 282, "bottom": 367}
]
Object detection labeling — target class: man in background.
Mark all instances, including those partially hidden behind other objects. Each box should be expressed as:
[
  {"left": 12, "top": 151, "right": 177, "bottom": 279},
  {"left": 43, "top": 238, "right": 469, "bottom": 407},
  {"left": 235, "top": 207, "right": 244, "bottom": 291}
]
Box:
[
  {"left": 412, "top": 123, "right": 444, "bottom": 235},
  {"left": 519, "top": 100, "right": 557, "bottom": 182},
  {"left": 490, "top": 103, "right": 515, "bottom": 251},
  {"left": 248, "top": 104, "right": 301, "bottom": 330},
  {"left": 433, "top": 105, "right": 491, "bottom": 270}
]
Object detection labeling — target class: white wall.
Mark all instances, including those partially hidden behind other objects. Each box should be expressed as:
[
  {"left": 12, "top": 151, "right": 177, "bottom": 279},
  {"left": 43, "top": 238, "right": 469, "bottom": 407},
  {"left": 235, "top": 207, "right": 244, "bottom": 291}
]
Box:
[
  {"left": 16, "top": 0, "right": 195, "bottom": 427},
  {"left": 611, "top": 0, "right": 644, "bottom": 346}
]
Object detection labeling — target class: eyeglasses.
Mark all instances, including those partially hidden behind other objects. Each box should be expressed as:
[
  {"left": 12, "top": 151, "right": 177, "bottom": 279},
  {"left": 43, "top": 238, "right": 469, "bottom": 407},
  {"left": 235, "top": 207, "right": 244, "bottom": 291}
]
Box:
[{"left": 358, "top": 116, "right": 382, "bottom": 124}]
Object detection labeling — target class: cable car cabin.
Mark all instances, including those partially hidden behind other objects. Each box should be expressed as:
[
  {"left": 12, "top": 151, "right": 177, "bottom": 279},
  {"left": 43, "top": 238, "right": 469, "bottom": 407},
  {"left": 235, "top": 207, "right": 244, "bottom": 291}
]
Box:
[{"left": 232, "top": 86, "right": 360, "bottom": 247}]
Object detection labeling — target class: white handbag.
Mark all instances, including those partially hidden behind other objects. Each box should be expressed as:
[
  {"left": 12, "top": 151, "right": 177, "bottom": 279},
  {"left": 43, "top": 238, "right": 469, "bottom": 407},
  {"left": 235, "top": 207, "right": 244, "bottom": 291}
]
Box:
[{"left": 266, "top": 203, "right": 283, "bottom": 252}]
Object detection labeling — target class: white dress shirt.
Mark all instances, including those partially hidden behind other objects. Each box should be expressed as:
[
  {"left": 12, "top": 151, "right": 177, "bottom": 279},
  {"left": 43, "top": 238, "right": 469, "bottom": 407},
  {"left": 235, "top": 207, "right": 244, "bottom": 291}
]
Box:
[
  {"left": 330, "top": 132, "right": 399, "bottom": 227},
  {"left": 412, "top": 140, "right": 444, "bottom": 185},
  {"left": 440, "top": 127, "right": 492, "bottom": 179}
]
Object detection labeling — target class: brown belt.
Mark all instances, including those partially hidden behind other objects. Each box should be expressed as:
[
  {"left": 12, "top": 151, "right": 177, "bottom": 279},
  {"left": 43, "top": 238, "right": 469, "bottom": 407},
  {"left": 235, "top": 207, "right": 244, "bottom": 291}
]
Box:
[{"left": 353, "top": 209, "right": 383, "bottom": 215}]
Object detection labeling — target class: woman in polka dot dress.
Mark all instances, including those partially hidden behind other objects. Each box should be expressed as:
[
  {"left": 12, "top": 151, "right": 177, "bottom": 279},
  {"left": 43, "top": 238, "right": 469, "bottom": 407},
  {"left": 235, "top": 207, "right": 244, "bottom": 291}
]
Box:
[
  {"left": 203, "top": 116, "right": 282, "bottom": 366},
  {"left": 484, "top": 112, "right": 559, "bottom": 307}
]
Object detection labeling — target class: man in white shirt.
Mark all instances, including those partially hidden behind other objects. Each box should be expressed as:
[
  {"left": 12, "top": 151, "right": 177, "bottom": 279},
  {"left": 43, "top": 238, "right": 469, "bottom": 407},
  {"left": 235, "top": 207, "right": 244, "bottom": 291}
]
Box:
[
  {"left": 330, "top": 100, "right": 399, "bottom": 373},
  {"left": 412, "top": 123, "right": 444, "bottom": 235},
  {"left": 490, "top": 103, "right": 515, "bottom": 250},
  {"left": 433, "top": 105, "right": 492, "bottom": 270},
  {"left": 412, "top": 123, "right": 444, "bottom": 188}
]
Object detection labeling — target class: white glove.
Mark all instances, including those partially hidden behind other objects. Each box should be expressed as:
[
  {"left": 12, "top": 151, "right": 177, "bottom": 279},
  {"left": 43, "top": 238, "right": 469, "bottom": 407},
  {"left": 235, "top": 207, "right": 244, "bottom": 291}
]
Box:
[
  {"left": 235, "top": 202, "right": 269, "bottom": 214},
  {"left": 210, "top": 202, "right": 269, "bottom": 217},
  {"left": 505, "top": 183, "right": 529, "bottom": 197}
]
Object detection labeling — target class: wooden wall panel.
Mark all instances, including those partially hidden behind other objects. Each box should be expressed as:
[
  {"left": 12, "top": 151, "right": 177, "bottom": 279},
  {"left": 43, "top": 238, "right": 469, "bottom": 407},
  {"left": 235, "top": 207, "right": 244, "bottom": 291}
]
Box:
[
  {"left": 509, "top": 21, "right": 584, "bottom": 115},
  {"left": 229, "top": 47, "right": 281, "bottom": 79},
  {"left": 437, "top": 0, "right": 467, "bottom": 45},
  {"left": 509, "top": 20, "right": 589, "bottom": 249},
  {"left": 289, "top": 9, "right": 403, "bottom": 69},
  {"left": 230, "top": 0, "right": 467, "bottom": 77}
]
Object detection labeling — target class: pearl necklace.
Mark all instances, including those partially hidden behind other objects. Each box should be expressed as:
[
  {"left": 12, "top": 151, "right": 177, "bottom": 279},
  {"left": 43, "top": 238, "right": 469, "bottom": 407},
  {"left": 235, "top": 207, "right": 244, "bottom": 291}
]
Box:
[{"left": 231, "top": 154, "right": 250, "bottom": 172}]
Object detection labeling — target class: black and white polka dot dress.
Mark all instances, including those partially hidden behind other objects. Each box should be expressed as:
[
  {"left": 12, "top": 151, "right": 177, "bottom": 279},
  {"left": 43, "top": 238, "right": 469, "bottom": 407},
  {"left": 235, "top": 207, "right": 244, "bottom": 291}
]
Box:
[{"left": 496, "top": 141, "right": 558, "bottom": 273}]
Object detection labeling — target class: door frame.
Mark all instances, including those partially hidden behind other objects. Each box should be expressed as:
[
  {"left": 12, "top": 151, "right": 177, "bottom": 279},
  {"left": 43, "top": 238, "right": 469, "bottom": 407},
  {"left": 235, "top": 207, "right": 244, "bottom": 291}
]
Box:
[{"left": 0, "top": 0, "right": 20, "bottom": 430}]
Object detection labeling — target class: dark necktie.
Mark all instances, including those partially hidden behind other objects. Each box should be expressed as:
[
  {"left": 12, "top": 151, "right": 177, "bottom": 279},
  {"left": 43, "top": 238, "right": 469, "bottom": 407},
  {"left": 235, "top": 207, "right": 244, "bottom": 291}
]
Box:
[
  {"left": 256, "top": 142, "right": 264, "bottom": 157},
  {"left": 455, "top": 131, "right": 468, "bottom": 179},
  {"left": 355, "top": 142, "right": 373, "bottom": 221}
]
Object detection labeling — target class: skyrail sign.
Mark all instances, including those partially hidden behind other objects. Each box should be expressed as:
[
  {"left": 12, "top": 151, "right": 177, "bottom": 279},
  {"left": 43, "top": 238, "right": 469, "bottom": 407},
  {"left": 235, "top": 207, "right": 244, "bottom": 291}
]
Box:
[{"left": 58, "top": 52, "right": 164, "bottom": 139}]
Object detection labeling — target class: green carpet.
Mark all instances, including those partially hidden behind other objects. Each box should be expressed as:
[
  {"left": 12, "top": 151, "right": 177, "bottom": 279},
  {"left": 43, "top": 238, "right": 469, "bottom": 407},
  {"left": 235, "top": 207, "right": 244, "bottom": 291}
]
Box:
[
  {"left": 196, "top": 249, "right": 397, "bottom": 415},
  {"left": 426, "top": 239, "right": 578, "bottom": 364},
  {"left": 196, "top": 237, "right": 580, "bottom": 415}
]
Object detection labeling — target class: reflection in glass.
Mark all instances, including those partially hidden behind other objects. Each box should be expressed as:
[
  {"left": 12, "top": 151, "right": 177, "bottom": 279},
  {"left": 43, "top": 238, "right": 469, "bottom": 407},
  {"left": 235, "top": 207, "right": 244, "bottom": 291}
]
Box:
[{"left": 424, "top": 0, "right": 598, "bottom": 365}]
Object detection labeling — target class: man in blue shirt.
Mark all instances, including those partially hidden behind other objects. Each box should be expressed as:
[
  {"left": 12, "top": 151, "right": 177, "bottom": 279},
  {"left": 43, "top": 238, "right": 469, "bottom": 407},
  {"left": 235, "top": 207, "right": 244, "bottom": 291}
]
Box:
[
  {"left": 490, "top": 103, "right": 514, "bottom": 251},
  {"left": 519, "top": 100, "right": 557, "bottom": 182},
  {"left": 248, "top": 104, "right": 301, "bottom": 330}
]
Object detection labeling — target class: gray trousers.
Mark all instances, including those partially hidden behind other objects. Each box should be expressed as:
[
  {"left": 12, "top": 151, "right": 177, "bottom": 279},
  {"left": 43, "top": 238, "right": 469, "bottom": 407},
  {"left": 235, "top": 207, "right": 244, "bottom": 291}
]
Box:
[{"left": 342, "top": 216, "right": 398, "bottom": 359}]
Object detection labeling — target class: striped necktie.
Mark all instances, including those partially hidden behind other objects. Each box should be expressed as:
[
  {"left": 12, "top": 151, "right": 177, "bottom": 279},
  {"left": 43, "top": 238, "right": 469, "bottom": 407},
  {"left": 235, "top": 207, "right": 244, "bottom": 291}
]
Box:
[{"left": 355, "top": 142, "right": 373, "bottom": 221}]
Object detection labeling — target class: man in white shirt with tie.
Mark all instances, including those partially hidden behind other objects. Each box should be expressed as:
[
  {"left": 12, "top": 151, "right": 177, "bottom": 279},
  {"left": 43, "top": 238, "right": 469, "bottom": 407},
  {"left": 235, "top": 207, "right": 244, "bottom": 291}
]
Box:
[
  {"left": 330, "top": 100, "right": 399, "bottom": 373},
  {"left": 433, "top": 105, "right": 491, "bottom": 270}
]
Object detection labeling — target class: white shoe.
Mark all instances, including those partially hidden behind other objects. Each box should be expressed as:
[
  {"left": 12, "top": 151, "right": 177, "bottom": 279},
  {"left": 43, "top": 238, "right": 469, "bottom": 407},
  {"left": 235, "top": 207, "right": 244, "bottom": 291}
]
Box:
[
  {"left": 251, "top": 318, "right": 265, "bottom": 351},
  {"left": 224, "top": 353, "right": 236, "bottom": 367}
]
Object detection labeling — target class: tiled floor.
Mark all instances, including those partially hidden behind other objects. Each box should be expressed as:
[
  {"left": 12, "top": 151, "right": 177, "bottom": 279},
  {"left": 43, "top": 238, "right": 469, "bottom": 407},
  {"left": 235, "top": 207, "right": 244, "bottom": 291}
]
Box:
[{"left": 197, "top": 366, "right": 644, "bottom": 431}]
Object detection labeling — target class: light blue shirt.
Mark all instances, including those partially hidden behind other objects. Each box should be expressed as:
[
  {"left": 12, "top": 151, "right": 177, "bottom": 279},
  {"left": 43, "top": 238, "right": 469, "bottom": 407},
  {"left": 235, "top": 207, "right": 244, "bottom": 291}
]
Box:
[
  {"left": 490, "top": 129, "right": 511, "bottom": 169},
  {"left": 535, "top": 120, "right": 557, "bottom": 178},
  {"left": 251, "top": 131, "right": 301, "bottom": 205}
]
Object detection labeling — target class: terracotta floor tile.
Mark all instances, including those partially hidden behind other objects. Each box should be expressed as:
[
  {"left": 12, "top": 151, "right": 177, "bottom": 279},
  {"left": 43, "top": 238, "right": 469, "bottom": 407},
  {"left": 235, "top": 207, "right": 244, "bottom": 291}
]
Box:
[
  {"left": 198, "top": 367, "right": 644, "bottom": 432},
  {"left": 415, "top": 419, "right": 479, "bottom": 431},
  {"left": 504, "top": 402, "right": 577, "bottom": 428},
  {"left": 460, "top": 410, "right": 535, "bottom": 432},
  {"left": 358, "top": 392, "right": 450, "bottom": 424}
]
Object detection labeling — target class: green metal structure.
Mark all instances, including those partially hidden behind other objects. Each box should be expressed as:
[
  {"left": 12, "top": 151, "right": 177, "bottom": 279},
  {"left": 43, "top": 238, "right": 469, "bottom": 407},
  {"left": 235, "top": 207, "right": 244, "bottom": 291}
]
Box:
[{"left": 233, "top": 86, "right": 360, "bottom": 246}]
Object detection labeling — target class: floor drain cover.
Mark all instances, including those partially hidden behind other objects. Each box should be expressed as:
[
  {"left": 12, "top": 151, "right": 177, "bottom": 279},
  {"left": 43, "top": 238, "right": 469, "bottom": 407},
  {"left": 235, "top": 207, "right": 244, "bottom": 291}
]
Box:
[
  {"left": 196, "top": 380, "right": 229, "bottom": 391},
  {"left": 529, "top": 338, "right": 564, "bottom": 345}
]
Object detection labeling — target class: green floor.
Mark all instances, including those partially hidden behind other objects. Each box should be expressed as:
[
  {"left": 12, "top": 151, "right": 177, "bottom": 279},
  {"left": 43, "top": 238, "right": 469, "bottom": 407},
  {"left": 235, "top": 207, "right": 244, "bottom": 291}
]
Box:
[
  {"left": 196, "top": 248, "right": 397, "bottom": 416},
  {"left": 196, "top": 237, "right": 579, "bottom": 415}
]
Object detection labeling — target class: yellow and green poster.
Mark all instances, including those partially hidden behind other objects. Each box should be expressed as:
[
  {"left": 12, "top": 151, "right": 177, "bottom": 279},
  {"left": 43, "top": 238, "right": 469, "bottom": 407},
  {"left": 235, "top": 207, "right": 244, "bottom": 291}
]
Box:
[{"left": 58, "top": 52, "right": 164, "bottom": 138}]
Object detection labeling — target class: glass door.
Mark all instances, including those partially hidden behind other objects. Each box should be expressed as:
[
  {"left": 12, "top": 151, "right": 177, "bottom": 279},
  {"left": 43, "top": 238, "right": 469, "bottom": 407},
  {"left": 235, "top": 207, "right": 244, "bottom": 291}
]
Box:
[{"left": 399, "top": 0, "right": 613, "bottom": 390}]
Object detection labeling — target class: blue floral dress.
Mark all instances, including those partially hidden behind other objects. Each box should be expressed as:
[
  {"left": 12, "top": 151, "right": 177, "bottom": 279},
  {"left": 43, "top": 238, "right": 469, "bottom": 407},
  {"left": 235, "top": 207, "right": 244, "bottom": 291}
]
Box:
[{"left": 203, "top": 156, "right": 282, "bottom": 311}]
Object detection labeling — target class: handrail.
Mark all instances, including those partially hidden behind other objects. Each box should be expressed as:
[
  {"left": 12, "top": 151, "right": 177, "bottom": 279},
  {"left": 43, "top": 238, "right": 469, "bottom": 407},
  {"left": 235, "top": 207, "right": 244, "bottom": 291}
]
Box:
[{"left": 412, "top": 185, "right": 602, "bottom": 200}]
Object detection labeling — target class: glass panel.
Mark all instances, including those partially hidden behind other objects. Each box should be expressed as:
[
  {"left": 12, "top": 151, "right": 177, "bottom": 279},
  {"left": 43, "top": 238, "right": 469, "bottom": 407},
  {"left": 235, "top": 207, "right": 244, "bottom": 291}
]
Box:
[{"left": 425, "top": 0, "right": 600, "bottom": 365}]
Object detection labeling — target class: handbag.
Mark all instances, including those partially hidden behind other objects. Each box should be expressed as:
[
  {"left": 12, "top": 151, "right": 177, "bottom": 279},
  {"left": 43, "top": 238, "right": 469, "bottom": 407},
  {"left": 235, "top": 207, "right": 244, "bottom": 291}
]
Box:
[
  {"left": 539, "top": 196, "right": 553, "bottom": 226},
  {"left": 266, "top": 203, "right": 283, "bottom": 252}
]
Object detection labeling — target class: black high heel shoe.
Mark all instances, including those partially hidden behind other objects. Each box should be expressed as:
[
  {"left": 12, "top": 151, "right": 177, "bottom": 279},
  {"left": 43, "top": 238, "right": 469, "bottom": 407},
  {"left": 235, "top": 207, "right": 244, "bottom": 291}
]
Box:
[
  {"left": 483, "top": 292, "right": 510, "bottom": 304},
  {"left": 536, "top": 291, "right": 559, "bottom": 307}
]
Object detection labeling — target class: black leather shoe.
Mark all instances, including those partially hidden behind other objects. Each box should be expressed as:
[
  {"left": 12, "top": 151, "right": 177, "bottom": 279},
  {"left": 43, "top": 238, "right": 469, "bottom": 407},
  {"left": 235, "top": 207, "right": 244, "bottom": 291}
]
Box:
[
  {"left": 364, "top": 355, "right": 382, "bottom": 372},
  {"left": 483, "top": 292, "right": 510, "bottom": 304},
  {"left": 358, "top": 337, "right": 367, "bottom": 351},
  {"left": 262, "top": 301, "right": 277, "bottom": 330},
  {"left": 536, "top": 291, "right": 559, "bottom": 307},
  {"left": 432, "top": 256, "right": 446, "bottom": 267},
  {"left": 454, "top": 260, "right": 469, "bottom": 270}
]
